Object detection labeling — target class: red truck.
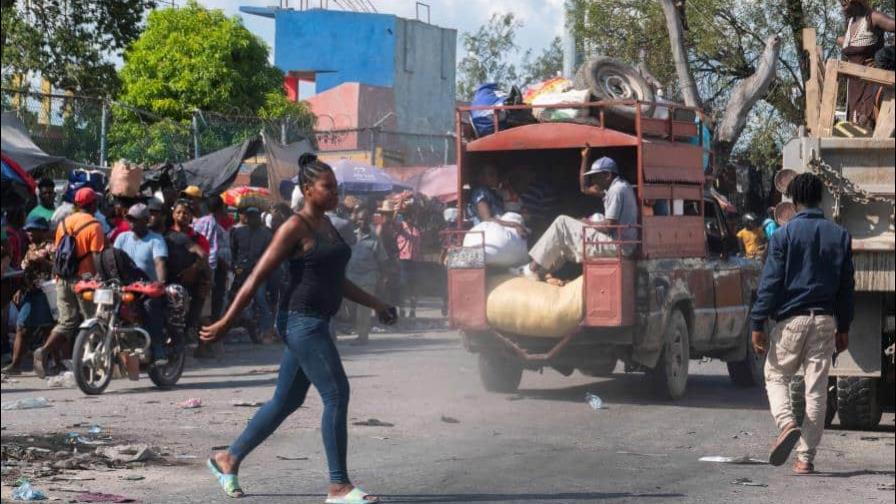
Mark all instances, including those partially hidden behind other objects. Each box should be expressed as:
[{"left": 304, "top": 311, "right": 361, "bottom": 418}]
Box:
[{"left": 445, "top": 100, "right": 761, "bottom": 399}]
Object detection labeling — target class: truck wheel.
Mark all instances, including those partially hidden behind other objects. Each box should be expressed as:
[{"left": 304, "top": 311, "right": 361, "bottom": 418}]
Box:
[
  {"left": 650, "top": 310, "right": 689, "bottom": 400},
  {"left": 478, "top": 352, "right": 523, "bottom": 393},
  {"left": 789, "top": 376, "right": 837, "bottom": 428},
  {"left": 727, "top": 337, "right": 765, "bottom": 387},
  {"left": 836, "top": 377, "right": 882, "bottom": 430}
]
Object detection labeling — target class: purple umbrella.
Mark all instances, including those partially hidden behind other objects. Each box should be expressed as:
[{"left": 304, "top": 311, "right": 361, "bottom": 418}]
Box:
[{"left": 331, "top": 159, "right": 409, "bottom": 193}]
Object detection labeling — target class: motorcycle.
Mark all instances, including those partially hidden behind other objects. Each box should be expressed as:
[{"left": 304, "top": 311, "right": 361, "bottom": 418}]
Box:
[{"left": 71, "top": 279, "right": 188, "bottom": 395}]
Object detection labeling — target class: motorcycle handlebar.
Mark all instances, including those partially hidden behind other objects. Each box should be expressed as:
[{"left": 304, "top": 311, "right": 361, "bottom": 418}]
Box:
[{"left": 73, "top": 280, "right": 166, "bottom": 298}]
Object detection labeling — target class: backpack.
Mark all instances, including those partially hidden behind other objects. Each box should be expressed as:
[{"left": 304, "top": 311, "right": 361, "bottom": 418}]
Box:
[
  {"left": 53, "top": 218, "right": 99, "bottom": 279},
  {"left": 93, "top": 247, "right": 149, "bottom": 284}
]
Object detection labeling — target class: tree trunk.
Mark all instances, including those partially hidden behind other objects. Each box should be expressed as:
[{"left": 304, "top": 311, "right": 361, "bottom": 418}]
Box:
[
  {"left": 659, "top": 0, "right": 701, "bottom": 107},
  {"left": 714, "top": 35, "right": 782, "bottom": 173}
]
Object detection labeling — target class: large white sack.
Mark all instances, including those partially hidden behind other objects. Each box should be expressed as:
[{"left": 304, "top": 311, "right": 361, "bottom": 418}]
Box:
[{"left": 463, "top": 215, "right": 529, "bottom": 267}]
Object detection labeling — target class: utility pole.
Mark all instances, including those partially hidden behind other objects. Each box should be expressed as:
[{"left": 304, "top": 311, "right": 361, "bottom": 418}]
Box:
[
  {"left": 192, "top": 111, "right": 200, "bottom": 159},
  {"left": 99, "top": 100, "right": 108, "bottom": 167}
]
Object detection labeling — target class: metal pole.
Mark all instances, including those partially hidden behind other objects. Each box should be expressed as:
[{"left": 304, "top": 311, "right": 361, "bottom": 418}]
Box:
[
  {"left": 281, "top": 120, "right": 287, "bottom": 144},
  {"left": 443, "top": 134, "right": 448, "bottom": 165},
  {"left": 99, "top": 100, "right": 108, "bottom": 167},
  {"left": 192, "top": 111, "right": 200, "bottom": 159}
]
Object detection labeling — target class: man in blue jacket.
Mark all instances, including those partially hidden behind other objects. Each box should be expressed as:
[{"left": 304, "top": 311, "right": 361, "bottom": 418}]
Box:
[{"left": 750, "top": 173, "right": 854, "bottom": 474}]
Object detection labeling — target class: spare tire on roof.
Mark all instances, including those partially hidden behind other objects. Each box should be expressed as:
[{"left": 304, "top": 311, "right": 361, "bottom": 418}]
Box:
[{"left": 574, "top": 57, "right": 655, "bottom": 120}]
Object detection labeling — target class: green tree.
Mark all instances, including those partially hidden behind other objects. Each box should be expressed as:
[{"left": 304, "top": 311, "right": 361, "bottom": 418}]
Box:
[
  {"left": 0, "top": 0, "right": 155, "bottom": 94},
  {"left": 109, "top": 1, "right": 314, "bottom": 164},
  {"left": 567, "top": 0, "right": 894, "bottom": 166},
  {"left": 522, "top": 37, "right": 564, "bottom": 84},
  {"left": 456, "top": 13, "right": 523, "bottom": 100}
]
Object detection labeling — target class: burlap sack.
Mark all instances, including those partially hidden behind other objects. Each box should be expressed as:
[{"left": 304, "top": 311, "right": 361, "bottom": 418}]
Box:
[{"left": 486, "top": 275, "right": 584, "bottom": 338}]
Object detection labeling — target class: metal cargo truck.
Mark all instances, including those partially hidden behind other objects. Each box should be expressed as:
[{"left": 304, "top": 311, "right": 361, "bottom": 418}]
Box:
[{"left": 779, "top": 29, "right": 895, "bottom": 430}]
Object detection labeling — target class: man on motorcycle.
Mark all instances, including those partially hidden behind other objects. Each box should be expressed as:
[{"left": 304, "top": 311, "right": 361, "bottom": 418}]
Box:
[{"left": 113, "top": 203, "right": 169, "bottom": 366}]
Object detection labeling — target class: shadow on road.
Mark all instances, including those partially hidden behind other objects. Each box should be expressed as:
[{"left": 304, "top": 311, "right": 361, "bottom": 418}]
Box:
[
  {"left": 249, "top": 492, "right": 686, "bottom": 502},
  {"left": 516, "top": 373, "right": 769, "bottom": 411}
]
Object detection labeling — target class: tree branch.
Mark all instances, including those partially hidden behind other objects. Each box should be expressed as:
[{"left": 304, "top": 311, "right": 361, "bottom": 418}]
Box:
[
  {"left": 715, "top": 35, "right": 781, "bottom": 165},
  {"left": 659, "top": 0, "right": 701, "bottom": 107}
]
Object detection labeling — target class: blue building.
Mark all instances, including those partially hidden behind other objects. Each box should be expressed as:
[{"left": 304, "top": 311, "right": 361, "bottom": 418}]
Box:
[{"left": 241, "top": 6, "right": 457, "bottom": 144}]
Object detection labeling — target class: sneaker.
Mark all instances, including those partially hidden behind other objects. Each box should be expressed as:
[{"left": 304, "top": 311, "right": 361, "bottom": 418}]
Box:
[{"left": 769, "top": 422, "right": 801, "bottom": 466}]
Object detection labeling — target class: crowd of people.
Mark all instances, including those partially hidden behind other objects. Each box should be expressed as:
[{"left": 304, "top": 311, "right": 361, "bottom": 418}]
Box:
[{"left": 0, "top": 170, "right": 448, "bottom": 377}]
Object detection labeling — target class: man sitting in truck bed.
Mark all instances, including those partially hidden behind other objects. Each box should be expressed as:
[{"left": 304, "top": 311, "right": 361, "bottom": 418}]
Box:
[{"left": 512, "top": 150, "right": 638, "bottom": 284}]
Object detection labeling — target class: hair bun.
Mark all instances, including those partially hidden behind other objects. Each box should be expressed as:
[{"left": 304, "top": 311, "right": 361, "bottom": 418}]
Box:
[{"left": 298, "top": 153, "right": 318, "bottom": 169}]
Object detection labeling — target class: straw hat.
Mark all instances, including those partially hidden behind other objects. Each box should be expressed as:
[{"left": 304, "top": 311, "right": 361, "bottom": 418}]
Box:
[{"left": 376, "top": 199, "right": 398, "bottom": 213}]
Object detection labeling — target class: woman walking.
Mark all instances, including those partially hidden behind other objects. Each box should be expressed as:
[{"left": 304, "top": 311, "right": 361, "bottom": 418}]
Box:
[{"left": 200, "top": 154, "right": 396, "bottom": 504}]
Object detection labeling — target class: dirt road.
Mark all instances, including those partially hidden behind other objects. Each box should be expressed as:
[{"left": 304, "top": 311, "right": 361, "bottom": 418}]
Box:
[{"left": 2, "top": 307, "right": 894, "bottom": 503}]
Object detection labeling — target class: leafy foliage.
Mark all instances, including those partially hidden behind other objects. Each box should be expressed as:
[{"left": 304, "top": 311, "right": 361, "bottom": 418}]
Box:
[
  {"left": 109, "top": 1, "right": 314, "bottom": 164},
  {"left": 566, "top": 0, "right": 893, "bottom": 175},
  {"left": 522, "top": 37, "right": 564, "bottom": 84},
  {"left": 456, "top": 13, "right": 523, "bottom": 100},
  {"left": 0, "top": 0, "right": 155, "bottom": 94}
]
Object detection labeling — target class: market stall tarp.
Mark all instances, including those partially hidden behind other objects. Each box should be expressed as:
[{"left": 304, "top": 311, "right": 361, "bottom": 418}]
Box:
[
  {"left": 179, "top": 137, "right": 261, "bottom": 196},
  {"left": 2, "top": 151, "right": 37, "bottom": 208},
  {"left": 1, "top": 111, "right": 72, "bottom": 172},
  {"left": 264, "top": 133, "right": 315, "bottom": 202},
  {"left": 406, "top": 164, "right": 457, "bottom": 202}
]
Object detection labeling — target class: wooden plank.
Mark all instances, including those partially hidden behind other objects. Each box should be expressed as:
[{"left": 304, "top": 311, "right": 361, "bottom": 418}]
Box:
[
  {"left": 836, "top": 61, "right": 896, "bottom": 86},
  {"left": 874, "top": 99, "right": 895, "bottom": 138},
  {"left": 803, "top": 28, "right": 820, "bottom": 134},
  {"left": 818, "top": 59, "right": 841, "bottom": 137}
]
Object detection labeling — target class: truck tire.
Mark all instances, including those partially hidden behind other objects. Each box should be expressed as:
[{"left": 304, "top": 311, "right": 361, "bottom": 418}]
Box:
[
  {"left": 727, "top": 337, "right": 765, "bottom": 387},
  {"left": 574, "top": 57, "right": 655, "bottom": 119},
  {"left": 478, "top": 352, "right": 523, "bottom": 393},
  {"left": 836, "top": 377, "right": 882, "bottom": 430},
  {"left": 650, "top": 310, "right": 689, "bottom": 400},
  {"left": 789, "top": 376, "right": 837, "bottom": 428}
]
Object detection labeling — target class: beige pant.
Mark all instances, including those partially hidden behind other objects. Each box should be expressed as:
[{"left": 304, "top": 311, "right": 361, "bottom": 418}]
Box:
[
  {"left": 529, "top": 216, "right": 623, "bottom": 271},
  {"left": 764, "top": 314, "right": 836, "bottom": 464}
]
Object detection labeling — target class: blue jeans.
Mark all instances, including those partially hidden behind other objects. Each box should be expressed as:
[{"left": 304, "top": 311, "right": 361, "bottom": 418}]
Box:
[{"left": 228, "top": 314, "right": 350, "bottom": 484}]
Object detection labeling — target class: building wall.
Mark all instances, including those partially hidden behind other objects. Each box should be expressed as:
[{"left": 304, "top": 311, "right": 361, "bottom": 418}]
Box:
[
  {"left": 392, "top": 18, "right": 457, "bottom": 136},
  {"left": 274, "top": 10, "right": 396, "bottom": 93},
  {"left": 306, "top": 83, "right": 398, "bottom": 152}
]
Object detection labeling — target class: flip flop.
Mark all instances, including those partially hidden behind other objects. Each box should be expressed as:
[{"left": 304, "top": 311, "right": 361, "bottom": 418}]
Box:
[
  {"left": 207, "top": 458, "right": 244, "bottom": 498},
  {"left": 325, "top": 487, "right": 379, "bottom": 504}
]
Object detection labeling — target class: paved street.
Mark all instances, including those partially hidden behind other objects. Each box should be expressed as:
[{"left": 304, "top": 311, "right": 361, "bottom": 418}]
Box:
[{"left": 2, "top": 304, "right": 894, "bottom": 504}]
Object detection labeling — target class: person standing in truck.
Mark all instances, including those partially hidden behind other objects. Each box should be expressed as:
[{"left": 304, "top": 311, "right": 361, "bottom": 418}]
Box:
[{"left": 750, "top": 173, "right": 855, "bottom": 474}]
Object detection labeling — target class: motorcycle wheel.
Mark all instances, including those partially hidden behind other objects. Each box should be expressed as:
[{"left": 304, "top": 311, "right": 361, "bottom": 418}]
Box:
[
  {"left": 148, "top": 328, "right": 186, "bottom": 388},
  {"left": 72, "top": 325, "right": 114, "bottom": 395}
]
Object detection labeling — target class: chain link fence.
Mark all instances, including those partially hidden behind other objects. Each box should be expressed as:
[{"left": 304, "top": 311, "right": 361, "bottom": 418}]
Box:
[{"left": 2, "top": 88, "right": 454, "bottom": 169}]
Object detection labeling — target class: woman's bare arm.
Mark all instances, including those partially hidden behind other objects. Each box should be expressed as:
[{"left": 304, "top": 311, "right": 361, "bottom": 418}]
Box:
[
  {"left": 343, "top": 278, "right": 387, "bottom": 311},
  {"left": 872, "top": 10, "right": 895, "bottom": 32}
]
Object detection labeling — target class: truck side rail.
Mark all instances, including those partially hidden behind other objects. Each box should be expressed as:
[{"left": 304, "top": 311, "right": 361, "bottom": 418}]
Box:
[{"left": 457, "top": 99, "right": 713, "bottom": 146}]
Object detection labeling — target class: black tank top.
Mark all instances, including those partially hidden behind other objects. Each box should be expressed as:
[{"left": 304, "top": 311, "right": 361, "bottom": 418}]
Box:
[{"left": 283, "top": 215, "right": 353, "bottom": 319}]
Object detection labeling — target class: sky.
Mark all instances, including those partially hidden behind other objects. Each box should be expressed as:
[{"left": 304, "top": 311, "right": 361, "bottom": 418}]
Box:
[{"left": 198, "top": 0, "right": 567, "bottom": 66}]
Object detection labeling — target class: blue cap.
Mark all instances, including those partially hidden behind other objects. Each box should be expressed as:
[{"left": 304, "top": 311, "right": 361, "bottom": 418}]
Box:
[
  {"left": 23, "top": 215, "right": 50, "bottom": 231},
  {"left": 584, "top": 156, "right": 619, "bottom": 176}
]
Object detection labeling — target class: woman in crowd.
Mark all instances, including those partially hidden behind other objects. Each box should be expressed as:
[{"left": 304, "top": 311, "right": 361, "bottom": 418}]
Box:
[{"left": 200, "top": 154, "right": 396, "bottom": 504}]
